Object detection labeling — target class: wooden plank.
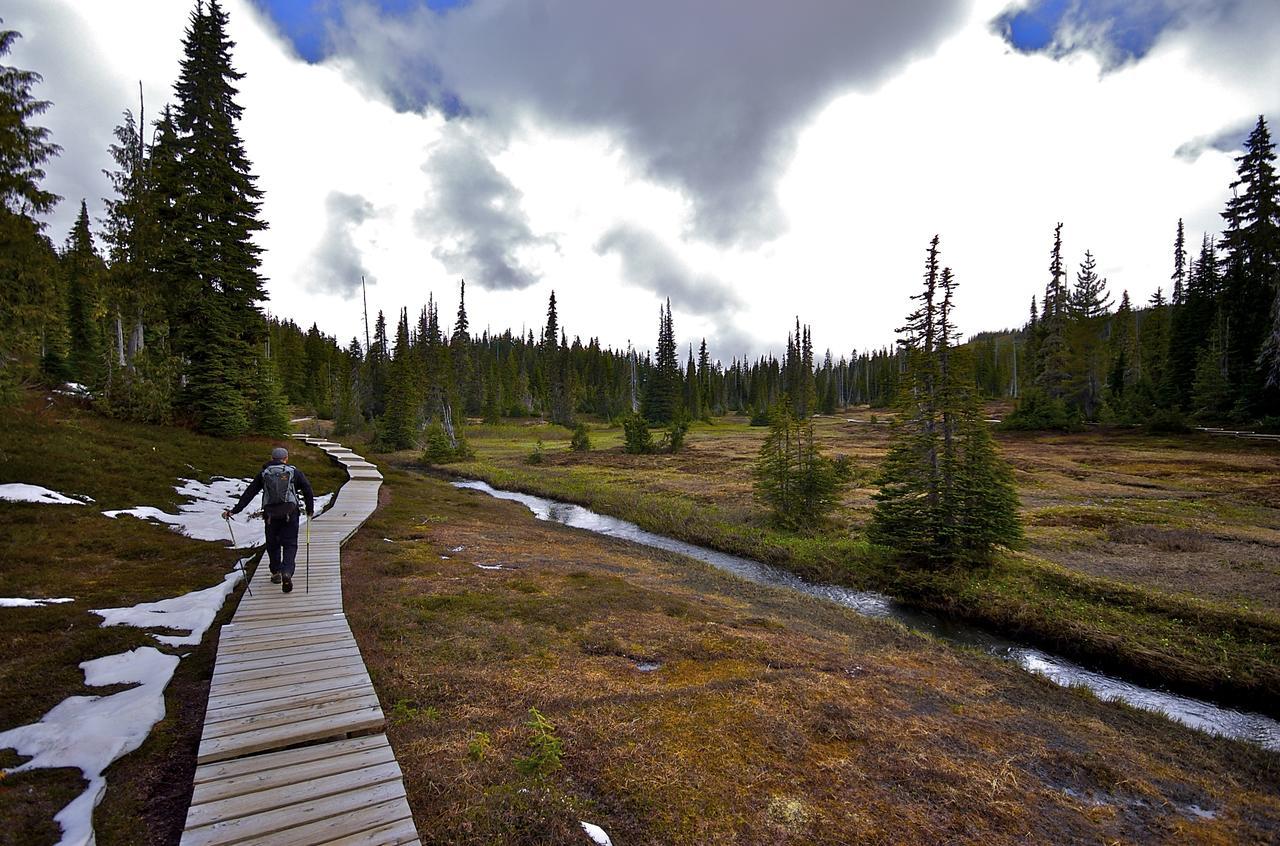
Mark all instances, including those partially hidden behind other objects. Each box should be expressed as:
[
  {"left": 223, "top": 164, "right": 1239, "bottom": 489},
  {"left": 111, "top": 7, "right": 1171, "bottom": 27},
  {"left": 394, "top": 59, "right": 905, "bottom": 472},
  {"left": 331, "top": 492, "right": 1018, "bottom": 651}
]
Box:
[
  {"left": 201, "top": 692, "right": 384, "bottom": 741},
  {"left": 182, "top": 793, "right": 411, "bottom": 846},
  {"left": 186, "top": 760, "right": 404, "bottom": 828},
  {"left": 205, "top": 656, "right": 370, "bottom": 694},
  {"left": 182, "top": 788, "right": 407, "bottom": 846},
  {"left": 207, "top": 677, "right": 371, "bottom": 715},
  {"left": 192, "top": 735, "right": 389, "bottom": 785},
  {"left": 184, "top": 442, "right": 418, "bottom": 844},
  {"left": 207, "top": 671, "right": 372, "bottom": 711},
  {"left": 320, "top": 816, "right": 419, "bottom": 846},
  {"left": 219, "top": 629, "right": 354, "bottom": 657},
  {"left": 212, "top": 647, "right": 365, "bottom": 682},
  {"left": 196, "top": 702, "right": 384, "bottom": 763},
  {"left": 190, "top": 742, "right": 396, "bottom": 806}
]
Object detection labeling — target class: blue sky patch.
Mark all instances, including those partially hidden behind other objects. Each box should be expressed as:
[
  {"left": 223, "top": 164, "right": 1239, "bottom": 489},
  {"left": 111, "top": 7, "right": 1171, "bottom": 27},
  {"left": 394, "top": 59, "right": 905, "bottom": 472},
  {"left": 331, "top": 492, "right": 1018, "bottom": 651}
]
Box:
[
  {"left": 995, "top": 0, "right": 1183, "bottom": 66},
  {"left": 253, "top": 0, "right": 467, "bottom": 63}
]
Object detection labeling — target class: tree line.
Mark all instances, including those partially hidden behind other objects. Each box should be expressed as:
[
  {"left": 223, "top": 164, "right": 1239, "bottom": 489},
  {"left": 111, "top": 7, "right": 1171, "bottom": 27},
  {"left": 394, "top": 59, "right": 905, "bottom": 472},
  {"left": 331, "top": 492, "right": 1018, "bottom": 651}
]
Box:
[{"left": 3, "top": 1, "right": 1277, "bottom": 447}]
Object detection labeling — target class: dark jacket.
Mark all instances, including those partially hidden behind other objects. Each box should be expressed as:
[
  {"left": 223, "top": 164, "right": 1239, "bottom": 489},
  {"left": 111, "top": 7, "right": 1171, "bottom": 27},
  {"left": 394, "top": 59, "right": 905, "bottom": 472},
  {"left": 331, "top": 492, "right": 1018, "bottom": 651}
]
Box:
[{"left": 230, "top": 460, "right": 315, "bottom": 518}]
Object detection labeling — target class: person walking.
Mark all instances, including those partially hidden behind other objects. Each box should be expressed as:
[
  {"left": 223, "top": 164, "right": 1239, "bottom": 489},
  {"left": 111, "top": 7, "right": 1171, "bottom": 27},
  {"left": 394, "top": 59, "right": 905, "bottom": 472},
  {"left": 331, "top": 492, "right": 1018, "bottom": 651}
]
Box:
[{"left": 223, "top": 446, "right": 316, "bottom": 593}]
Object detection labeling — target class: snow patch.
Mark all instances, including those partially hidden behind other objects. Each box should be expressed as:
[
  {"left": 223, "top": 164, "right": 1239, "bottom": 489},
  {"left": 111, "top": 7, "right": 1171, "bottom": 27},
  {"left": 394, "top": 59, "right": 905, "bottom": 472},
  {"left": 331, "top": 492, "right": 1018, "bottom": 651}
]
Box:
[
  {"left": 0, "top": 647, "right": 180, "bottom": 846},
  {"left": 91, "top": 568, "right": 245, "bottom": 647},
  {"left": 0, "top": 483, "right": 91, "bottom": 505},
  {"left": 580, "top": 821, "right": 613, "bottom": 845},
  {"left": 0, "top": 597, "right": 74, "bottom": 607},
  {"left": 474, "top": 563, "right": 503, "bottom": 571},
  {"left": 103, "top": 477, "right": 332, "bottom": 548},
  {"left": 449, "top": 545, "right": 465, "bottom": 553}
]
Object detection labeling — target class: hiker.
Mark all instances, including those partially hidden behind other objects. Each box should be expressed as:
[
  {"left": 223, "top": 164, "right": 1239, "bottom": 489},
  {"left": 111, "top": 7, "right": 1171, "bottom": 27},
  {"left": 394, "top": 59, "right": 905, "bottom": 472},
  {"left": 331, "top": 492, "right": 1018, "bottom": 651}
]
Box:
[{"left": 222, "top": 446, "right": 315, "bottom": 593}]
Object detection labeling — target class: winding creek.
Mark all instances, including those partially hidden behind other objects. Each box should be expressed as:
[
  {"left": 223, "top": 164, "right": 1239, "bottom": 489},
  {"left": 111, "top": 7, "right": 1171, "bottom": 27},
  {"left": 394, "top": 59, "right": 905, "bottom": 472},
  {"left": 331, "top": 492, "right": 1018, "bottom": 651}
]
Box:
[{"left": 453, "top": 479, "right": 1280, "bottom": 752}]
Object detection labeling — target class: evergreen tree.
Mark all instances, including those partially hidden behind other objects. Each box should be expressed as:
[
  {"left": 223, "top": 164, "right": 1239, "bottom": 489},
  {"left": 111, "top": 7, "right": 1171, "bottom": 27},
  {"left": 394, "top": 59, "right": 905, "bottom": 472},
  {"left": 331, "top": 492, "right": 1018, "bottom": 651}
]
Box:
[
  {"left": 1066, "top": 249, "right": 1111, "bottom": 418},
  {"left": 1171, "top": 218, "right": 1187, "bottom": 306},
  {"left": 381, "top": 308, "right": 418, "bottom": 449},
  {"left": 248, "top": 352, "right": 288, "bottom": 435},
  {"left": 1167, "top": 235, "right": 1219, "bottom": 408},
  {"left": 1108, "top": 290, "right": 1136, "bottom": 402},
  {"left": 871, "top": 237, "right": 1021, "bottom": 566},
  {"left": 641, "top": 299, "right": 682, "bottom": 423},
  {"left": 165, "top": 0, "right": 269, "bottom": 434},
  {"left": 1220, "top": 116, "right": 1280, "bottom": 413},
  {"left": 62, "top": 200, "right": 106, "bottom": 387},
  {"left": 753, "top": 402, "right": 848, "bottom": 531},
  {"left": 333, "top": 338, "right": 363, "bottom": 435},
  {"left": 0, "top": 24, "right": 62, "bottom": 397},
  {"left": 1035, "top": 223, "right": 1071, "bottom": 401},
  {"left": 0, "top": 25, "right": 59, "bottom": 218},
  {"left": 1191, "top": 313, "right": 1232, "bottom": 419}
]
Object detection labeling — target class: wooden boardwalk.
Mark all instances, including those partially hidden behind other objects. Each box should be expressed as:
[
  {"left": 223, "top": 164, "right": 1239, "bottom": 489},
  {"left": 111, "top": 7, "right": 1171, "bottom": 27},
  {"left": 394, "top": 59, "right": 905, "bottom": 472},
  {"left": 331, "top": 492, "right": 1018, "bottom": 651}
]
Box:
[{"left": 180, "top": 438, "right": 420, "bottom": 846}]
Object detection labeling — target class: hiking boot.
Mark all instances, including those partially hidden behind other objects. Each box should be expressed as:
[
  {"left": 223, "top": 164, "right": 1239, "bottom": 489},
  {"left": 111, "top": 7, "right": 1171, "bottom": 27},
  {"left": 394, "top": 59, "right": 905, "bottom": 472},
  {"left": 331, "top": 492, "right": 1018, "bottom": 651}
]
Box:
[
  {"left": 282, "top": 574, "right": 293, "bottom": 593},
  {"left": 270, "top": 573, "right": 282, "bottom": 584}
]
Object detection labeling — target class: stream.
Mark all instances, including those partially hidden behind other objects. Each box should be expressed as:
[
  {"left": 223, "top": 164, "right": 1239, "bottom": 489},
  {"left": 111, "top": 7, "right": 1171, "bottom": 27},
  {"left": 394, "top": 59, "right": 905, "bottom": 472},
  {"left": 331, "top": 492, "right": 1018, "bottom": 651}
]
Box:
[{"left": 454, "top": 479, "right": 1280, "bottom": 752}]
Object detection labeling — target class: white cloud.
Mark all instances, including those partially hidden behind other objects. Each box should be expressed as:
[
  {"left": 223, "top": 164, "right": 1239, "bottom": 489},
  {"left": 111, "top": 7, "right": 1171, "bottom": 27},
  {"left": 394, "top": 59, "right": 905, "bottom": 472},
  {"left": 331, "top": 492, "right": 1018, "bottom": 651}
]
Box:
[{"left": 8, "top": 0, "right": 1279, "bottom": 360}]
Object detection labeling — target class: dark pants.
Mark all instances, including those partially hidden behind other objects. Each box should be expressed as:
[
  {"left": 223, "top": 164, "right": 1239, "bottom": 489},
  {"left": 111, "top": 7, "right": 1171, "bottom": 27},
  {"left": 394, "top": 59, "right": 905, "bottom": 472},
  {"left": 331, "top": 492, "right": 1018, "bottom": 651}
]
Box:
[{"left": 264, "top": 512, "right": 301, "bottom": 577}]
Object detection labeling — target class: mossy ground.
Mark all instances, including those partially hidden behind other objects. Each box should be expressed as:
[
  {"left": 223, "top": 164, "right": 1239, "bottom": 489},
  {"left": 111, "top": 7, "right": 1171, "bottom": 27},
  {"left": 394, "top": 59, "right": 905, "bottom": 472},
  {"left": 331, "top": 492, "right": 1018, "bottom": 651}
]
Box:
[
  {"left": 385, "top": 412, "right": 1280, "bottom": 708},
  {"left": 0, "top": 392, "right": 345, "bottom": 846},
  {"left": 341, "top": 456, "right": 1280, "bottom": 844}
]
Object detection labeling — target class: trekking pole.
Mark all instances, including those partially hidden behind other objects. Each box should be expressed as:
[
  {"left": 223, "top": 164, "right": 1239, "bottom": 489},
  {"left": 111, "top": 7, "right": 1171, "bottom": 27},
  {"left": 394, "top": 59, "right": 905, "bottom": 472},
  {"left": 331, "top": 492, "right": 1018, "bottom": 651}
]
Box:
[
  {"left": 306, "top": 515, "right": 311, "bottom": 594},
  {"left": 224, "top": 515, "right": 253, "bottom": 596}
]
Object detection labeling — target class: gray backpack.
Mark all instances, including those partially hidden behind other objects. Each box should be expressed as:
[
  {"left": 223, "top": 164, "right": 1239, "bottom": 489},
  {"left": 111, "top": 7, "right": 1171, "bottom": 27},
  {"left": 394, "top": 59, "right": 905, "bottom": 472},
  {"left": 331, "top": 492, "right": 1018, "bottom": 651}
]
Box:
[{"left": 261, "top": 464, "right": 300, "bottom": 521}]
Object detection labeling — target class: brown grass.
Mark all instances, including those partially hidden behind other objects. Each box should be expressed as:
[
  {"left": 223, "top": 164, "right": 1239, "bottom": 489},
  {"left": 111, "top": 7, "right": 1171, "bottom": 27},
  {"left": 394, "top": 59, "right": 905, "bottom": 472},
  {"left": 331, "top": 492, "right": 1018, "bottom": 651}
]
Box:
[
  {"left": 0, "top": 393, "right": 347, "bottom": 846},
  {"left": 343, "top": 462, "right": 1280, "bottom": 845}
]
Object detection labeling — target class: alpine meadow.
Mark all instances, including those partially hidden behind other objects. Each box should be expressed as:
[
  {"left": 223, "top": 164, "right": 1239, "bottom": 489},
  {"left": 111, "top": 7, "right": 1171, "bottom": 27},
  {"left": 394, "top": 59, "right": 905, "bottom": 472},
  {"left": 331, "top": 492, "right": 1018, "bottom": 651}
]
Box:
[{"left": 3, "top": 1, "right": 1280, "bottom": 845}]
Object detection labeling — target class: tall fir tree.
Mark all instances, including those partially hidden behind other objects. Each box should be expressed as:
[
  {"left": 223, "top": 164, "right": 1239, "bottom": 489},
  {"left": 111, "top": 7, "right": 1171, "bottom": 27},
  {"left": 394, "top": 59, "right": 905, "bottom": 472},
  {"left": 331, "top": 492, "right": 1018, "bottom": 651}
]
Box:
[
  {"left": 1220, "top": 116, "right": 1280, "bottom": 413},
  {"left": 165, "top": 0, "right": 269, "bottom": 435},
  {"left": 1171, "top": 218, "right": 1187, "bottom": 306},
  {"left": 62, "top": 200, "right": 106, "bottom": 387},
  {"left": 1066, "top": 249, "right": 1111, "bottom": 419},
  {"left": 871, "top": 237, "right": 1021, "bottom": 565},
  {"left": 0, "top": 24, "right": 63, "bottom": 395},
  {"left": 641, "top": 299, "right": 682, "bottom": 424},
  {"left": 380, "top": 308, "right": 418, "bottom": 449},
  {"left": 1035, "top": 223, "right": 1072, "bottom": 401}
]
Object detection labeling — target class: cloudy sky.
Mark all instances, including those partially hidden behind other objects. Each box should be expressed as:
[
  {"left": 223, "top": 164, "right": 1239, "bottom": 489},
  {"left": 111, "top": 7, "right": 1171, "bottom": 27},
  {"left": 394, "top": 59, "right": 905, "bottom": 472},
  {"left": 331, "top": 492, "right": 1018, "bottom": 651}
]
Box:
[{"left": 8, "top": 0, "right": 1280, "bottom": 359}]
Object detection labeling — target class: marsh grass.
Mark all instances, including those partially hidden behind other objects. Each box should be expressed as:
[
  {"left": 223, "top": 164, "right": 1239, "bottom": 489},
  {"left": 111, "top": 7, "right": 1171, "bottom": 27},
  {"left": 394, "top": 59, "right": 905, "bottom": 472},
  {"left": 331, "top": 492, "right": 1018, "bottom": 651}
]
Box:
[
  {"left": 0, "top": 392, "right": 347, "bottom": 846},
  {"left": 340, "top": 461, "right": 1280, "bottom": 844},
  {"left": 428, "top": 414, "right": 1280, "bottom": 708}
]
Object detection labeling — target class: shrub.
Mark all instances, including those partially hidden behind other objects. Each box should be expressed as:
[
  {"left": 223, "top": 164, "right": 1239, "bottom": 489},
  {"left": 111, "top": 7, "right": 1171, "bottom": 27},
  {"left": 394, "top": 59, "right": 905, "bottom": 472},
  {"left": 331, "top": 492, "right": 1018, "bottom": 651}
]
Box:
[
  {"left": 526, "top": 439, "right": 546, "bottom": 464},
  {"left": 749, "top": 406, "right": 771, "bottom": 427},
  {"left": 753, "top": 405, "right": 851, "bottom": 531},
  {"left": 569, "top": 422, "right": 591, "bottom": 452},
  {"left": 466, "top": 731, "right": 492, "bottom": 762},
  {"left": 422, "top": 421, "right": 473, "bottom": 464},
  {"left": 515, "top": 707, "right": 562, "bottom": 778},
  {"left": 622, "top": 413, "right": 654, "bottom": 454},
  {"left": 662, "top": 417, "right": 689, "bottom": 453},
  {"left": 999, "top": 391, "right": 1080, "bottom": 432},
  {"left": 1144, "top": 408, "right": 1191, "bottom": 434}
]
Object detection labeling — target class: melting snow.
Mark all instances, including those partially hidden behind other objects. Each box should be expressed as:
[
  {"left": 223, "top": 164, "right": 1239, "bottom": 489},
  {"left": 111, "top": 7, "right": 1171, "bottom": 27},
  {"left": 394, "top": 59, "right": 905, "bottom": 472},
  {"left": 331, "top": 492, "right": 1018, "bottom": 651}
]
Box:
[
  {"left": 0, "top": 484, "right": 91, "bottom": 505},
  {"left": 92, "top": 568, "right": 245, "bottom": 647},
  {"left": 103, "top": 477, "right": 332, "bottom": 548},
  {"left": 475, "top": 563, "right": 503, "bottom": 570},
  {"left": 0, "top": 597, "right": 74, "bottom": 607},
  {"left": 580, "top": 822, "right": 613, "bottom": 845},
  {"left": 0, "top": 647, "right": 180, "bottom": 846}
]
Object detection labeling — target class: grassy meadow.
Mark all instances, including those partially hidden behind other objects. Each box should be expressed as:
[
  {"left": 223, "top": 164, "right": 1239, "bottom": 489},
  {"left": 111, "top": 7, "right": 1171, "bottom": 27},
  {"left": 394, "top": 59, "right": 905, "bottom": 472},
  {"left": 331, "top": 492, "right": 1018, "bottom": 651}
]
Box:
[
  {"left": 401, "top": 411, "right": 1280, "bottom": 709},
  {"left": 339, "top": 453, "right": 1280, "bottom": 844}
]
